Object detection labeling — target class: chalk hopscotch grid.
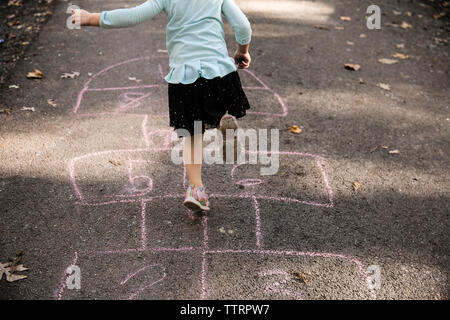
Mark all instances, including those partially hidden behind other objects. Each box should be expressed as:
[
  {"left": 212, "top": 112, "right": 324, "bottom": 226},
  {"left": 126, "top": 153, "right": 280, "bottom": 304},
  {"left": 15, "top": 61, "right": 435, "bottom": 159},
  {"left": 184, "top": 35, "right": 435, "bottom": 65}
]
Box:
[{"left": 55, "top": 57, "right": 375, "bottom": 300}]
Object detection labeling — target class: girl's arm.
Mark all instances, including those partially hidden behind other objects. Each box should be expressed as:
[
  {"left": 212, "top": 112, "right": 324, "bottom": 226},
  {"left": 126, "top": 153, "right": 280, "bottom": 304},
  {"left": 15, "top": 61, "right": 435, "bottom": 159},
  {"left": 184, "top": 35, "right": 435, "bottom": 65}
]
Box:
[
  {"left": 71, "top": 0, "right": 165, "bottom": 28},
  {"left": 222, "top": 0, "right": 252, "bottom": 69}
]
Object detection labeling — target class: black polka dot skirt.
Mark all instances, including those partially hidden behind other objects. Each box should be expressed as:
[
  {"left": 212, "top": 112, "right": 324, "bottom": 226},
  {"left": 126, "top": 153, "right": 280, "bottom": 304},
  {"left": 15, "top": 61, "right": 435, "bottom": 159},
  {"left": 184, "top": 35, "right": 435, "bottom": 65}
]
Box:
[{"left": 168, "top": 71, "right": 250, "bottom": 137}]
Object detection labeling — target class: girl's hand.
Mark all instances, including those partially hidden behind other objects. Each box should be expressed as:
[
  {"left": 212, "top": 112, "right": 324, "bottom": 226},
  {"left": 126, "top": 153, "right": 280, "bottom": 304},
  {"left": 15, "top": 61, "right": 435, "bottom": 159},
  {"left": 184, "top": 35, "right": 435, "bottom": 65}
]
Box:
[
  {"left": 234, "top": 50, "right": 251, "bottom": 69},
  {"left": 71, "top": 9, "right": 93, "bottom": 27}
]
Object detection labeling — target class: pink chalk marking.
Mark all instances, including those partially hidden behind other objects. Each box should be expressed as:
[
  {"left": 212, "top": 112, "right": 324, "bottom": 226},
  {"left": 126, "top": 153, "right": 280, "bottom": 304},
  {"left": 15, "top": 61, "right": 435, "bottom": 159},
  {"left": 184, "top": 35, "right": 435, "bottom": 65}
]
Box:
[
  {"left": 183, "top": 164, "right": 187, "bottom": 188},
  {"left": 145, "top": 129, "right": 173, "bottom": 149},
  {"left": 141, "top": 200, "right": 147, "bottom": 250},
  {"left": 242, "top": 69, "right": 288, "bottom": 117},
  {"left": 201, "top": 216, "right": 209, "bottom": 300},
  {"left": 113, "top": 164, "right": 154, "bottom": 198},
  {"left": 80, "top": 246, "right": 196, "bottom": 256},
  {"left": 120, "top": 264, "right": 166, "bottom": 300},
  {"left": 120, "top": 264, "right": 161, "bottom": 285},
  {"left": 199, "top": 249, "right": 372, "bottom": 300},
  {"left": 115, "top": 159, "right": 154, "bottom": 197},
  {"left": 127, "top": 272, "right": 166, "bottom": 300},
  {"left": 58, "top": 60, "right": 368, "bottom": 299},
  {"left": 119, "top": 91, "right": 152, "bottom": 111},
  {"left": 243, "top": 69, "right": 270, "bottom": 90},
  {"left": 202, "top": 216, "right": 209, "bottom": 250},
  {"left": 242, "top": 86, "right": 267, "bottom": 90},
  {"left": 236, "top": 178, "right": 264, "bottom": 187},
  {"left": 201, "top": 251, "right": 208, "bottom": 300},
  {"left": 75, "top": 112, "right": 169, "bottom": 118},
  {"left": 254, "top": 195, "right": 333, "bottom": 208},
  {"left": 142, "top": 114, "right": 150, "bottom": 147},
  {"left": 73, "top": 57, "right": 288, "bottom": 118},
  {"left": 69, "top": 147, "right": 169, "bottom": 203},
  {"left": 252, "top": 195, "right": 263, "bottom": 248}
]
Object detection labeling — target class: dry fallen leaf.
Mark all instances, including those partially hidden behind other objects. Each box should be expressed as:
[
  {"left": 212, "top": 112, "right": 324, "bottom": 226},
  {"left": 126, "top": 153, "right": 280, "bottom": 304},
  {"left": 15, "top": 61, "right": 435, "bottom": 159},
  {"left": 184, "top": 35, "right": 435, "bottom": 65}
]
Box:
[
  {"left": 346, "top": 41, "right": 354, "bottom": 46},
  {"left": 433, "top": 12, "right": 447, "bottom": 20},
  {"left": 289, "top": 125, "right": 302, "bottom": 134},
  {"left": 27, "top": 69, "right": 43, "bottom": 79},
  {"left": 352, "top": 181, "right": 362, "bottom": 192},
  {"left": 109, "top": 159, "right": 125, "bottom": 166},
  {"left": 47, "top": 99, "right": 57, "bottom": 108},
  {"left": 21, "top": 107, "right": 35, "bottom": 112},
  {"left": 400, "top": 21, "right": 412, "bottom": 29},
  {"left": 340, "top": 16, "right": 352, "bottom": 21},
  {"left": 6, "top": 273, "right": 28, "bottom": 282},
  {"left": 378, "top": 58, "right": 399, "bottom": 65},
  {"left": 358, "top": 78, "right": 365, "bottom": 84},
  {"left": 344, "top": 63, "right": 360, "bottom": 71},
  {"left": 393, "top": 10, "right": 402, "bottom": 15},
  {"left": 8, "top": 0, "right": 22, "bottom": 6},
  {"left": 388, "top": 149, "right": 400, "bottom": 154},
  {"left": 8, "top": 251, "right": 23, "bottom": 274},
  {"left": 0, "top": 108, "right": 13, "bottom": 115},
  {"left": 392, "top": 53, "right": 409, "bottom": 60},
  {"left": 0, "top": 263, "right": 11, "bottom": 279},
  {"left": 360, "top": 33, "right": 367, "bottom": 38},
  {"left": 396, "top": 43, "right": 405, "bottom": 49},
  {"left": 128, "top": 77, "right": 142, "bottom": 82},
  {"left": 377, "top": 83, "right": 391, "bottom": 91},
  {"left": 293, "top": 272, "right": 308, "bottom": 285},
  {"left": 370, "top": 145, "right": 390, "bottom": 153}
]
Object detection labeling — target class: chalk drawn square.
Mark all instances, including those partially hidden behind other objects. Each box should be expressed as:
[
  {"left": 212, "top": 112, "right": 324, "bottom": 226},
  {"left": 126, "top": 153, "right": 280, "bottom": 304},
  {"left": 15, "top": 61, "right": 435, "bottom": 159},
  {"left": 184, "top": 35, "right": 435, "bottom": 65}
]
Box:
[
  {"left": 70, "top": 150, "right": 184, "bottom": 205},
  {"left": 144, "top": 198, "right": 204, "bottom": 249},
  {"left": 68, "top": 202, "right": 142, "bottom": 252},
  {"left": 206, "top": 198, "right": 258, "bottom": 251},
  {"left": 59, "top": 250, "right": 202, "bottom": 300},
  {"left": 229, "top": 153, "right": 332, "bottom": 206},
  {"left": 245, "top": 90, "right": 287, "bottom": 116},
  {"left": 204, "top": 253, "right": 372, "bottom": 299}
]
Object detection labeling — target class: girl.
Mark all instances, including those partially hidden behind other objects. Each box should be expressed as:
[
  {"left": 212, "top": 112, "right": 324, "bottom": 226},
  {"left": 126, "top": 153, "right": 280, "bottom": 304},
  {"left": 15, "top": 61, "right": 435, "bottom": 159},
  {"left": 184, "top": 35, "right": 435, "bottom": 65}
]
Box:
[{"left": 72, "top": 0, "right": 252, "bottom": 213}]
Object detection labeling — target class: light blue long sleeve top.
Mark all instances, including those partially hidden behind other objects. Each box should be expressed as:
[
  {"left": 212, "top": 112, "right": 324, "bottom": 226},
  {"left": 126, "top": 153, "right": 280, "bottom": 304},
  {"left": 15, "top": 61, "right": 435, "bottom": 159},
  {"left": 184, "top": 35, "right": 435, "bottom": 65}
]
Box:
[{"left": 100, "top": 0, "right": 252, "bottom": 84}]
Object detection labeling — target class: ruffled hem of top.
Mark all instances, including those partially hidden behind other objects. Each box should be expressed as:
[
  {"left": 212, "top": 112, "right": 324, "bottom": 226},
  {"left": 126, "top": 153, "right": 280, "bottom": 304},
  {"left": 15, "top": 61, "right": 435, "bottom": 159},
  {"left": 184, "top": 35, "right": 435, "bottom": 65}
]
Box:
[{"left": 165, "top": 57, "right": 237, "bottom": 84}]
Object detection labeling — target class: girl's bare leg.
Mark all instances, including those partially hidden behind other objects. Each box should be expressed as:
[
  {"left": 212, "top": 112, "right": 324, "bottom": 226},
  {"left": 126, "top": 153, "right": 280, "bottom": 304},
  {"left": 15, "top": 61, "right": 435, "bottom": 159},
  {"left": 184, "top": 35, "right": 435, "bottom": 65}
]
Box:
[{"left": 184, "top": 134, "right": 204, "bottom": 187}]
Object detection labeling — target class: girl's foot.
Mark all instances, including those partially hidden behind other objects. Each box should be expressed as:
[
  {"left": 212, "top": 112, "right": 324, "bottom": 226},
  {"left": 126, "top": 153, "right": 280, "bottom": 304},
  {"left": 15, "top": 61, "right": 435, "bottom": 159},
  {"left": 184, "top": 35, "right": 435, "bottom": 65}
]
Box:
[
  {"left": 219, "top": 114, "right": 240, "bottom": 163},
  {"left": 183, "top": 184, "right": 210, "bottom": 212}
]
